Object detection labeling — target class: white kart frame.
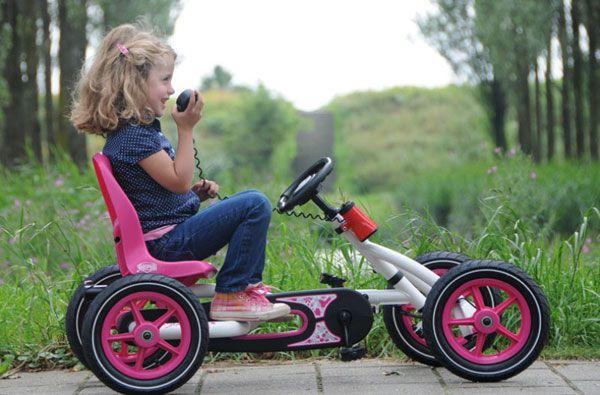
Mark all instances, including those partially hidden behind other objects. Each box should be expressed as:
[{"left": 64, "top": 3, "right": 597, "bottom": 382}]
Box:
[
  {"left": 167, "top": 213, "right": 476, "bottom": 340},
  {"left": 334, "top": 214, "right": 475, "bottom": 319}
]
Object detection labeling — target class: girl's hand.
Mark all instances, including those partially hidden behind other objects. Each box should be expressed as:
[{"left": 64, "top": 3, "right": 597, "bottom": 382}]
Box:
[
  {"left": 172, "top": 90, "right": 204, "bottom": 133},
  {"left": 192, "top": 179, "right": 219, "bottom": 201}
]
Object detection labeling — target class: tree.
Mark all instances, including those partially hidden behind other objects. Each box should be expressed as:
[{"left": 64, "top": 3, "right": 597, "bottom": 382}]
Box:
[
  {"left": 22, "top": 0, "right": 41, "bottom": 160},
  {"left": 225, "top": 85, "right": 299, "bottom": 179},
  {"left": 514, "top": 52, "right": 533, "bottom": 155},
  {"left": 418, "top": 0, "right": 507, "bottom": 150},
  {"left": 94, "top": 0, "right": 181, "bottom": 36},
  {"left": 545, "top": 30, "right": 556, "bottom": 161},
  {"left": 0, "top": 1, "right": 11, "bottom": 151},
  {"left": 40, "top": 0, "right": 55, "bottom": 157},
  {"left": 534, "top": 60, "right": 542, "bottom": 162},
  {"left": 475, "top": 0, "right": 558, "bottom": 157},
  {"left": 584, "top": 0, "right": 599, "bottom": 160},
  {"left": 570, "top": 0, "right": 585, "bottom": 159},
  {"left": 58, "top": 0, "right": 88, "bottom": 167},
  {"left": 201, "top": 65, "right": 234, "bottom": 91},
  {"left": 1, "top": 0, "right": 27, "bottom": 166},
  {"left": 558, "top": 0, "right": 573, "bottom": 158},
  {"left": 0, "top": 0, "right": 184, "bottom": 167}
]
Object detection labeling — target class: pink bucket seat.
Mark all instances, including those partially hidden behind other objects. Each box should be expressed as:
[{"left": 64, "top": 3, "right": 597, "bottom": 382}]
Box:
[{"left": 92, "top": 152, "right": 217, "bottom": 286}]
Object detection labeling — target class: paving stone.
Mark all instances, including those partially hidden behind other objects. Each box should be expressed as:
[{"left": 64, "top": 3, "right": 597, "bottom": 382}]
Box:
[
  {"left": 320, "top": 362, "right": 443, "bottom": 394},
  {"left": 0, "top": 370, "right": 89, "bottom": 388},
  {"left": 321, "top": 381, "right": 444, "bottom": 395},
  {"left": 78, "top": 370, "right": 202, "bottom": 394},
  {"left": 318, "top": 359, "right": 424, "bottom": 369},
  {"left": 446, "top": 386, "right": 576, "bottom": 394},
  {"left": 0, "top": 385, "right": 84, "bottom": 395},
  {"left": 320, "top": 362, "right": 439, "bottom": 384},
  {"left": 529, "top": 361, "right": 552, "bottom": 369},
  {"left": 550, "top": 362, "right": 600, "bottom": 382},
  {"left": 201, "top": 362, "right": 316, "bottom": 394},
  {"left": 0, "top": 360, "right": 598, "bottom": 394},
  {"left": 437, "top": 365, "right": 567, "bottom": 387},
  {"left": 79, "top": 387, "right": 119, "bottom": 395},
  {"left": 171, "top": 370, "right": 203, "bottom": 395},
  {"left": 78, "top": 376, "right": 118, "bottom": 395},
  {"left": 571, "top": 380, "right": 600, "bottom": 394}
]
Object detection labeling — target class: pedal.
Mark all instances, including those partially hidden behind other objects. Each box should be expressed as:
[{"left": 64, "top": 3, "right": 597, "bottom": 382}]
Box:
[
  {"left": 320, "top": 273, "right": 347, "bottom": 288},
  {"left": 339, "top": 344, "right": 367, "bottom": 361}
]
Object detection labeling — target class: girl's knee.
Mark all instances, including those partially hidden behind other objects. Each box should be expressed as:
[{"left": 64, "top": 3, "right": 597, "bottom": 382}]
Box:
[{"left": 244, "top": 189, "right": 272, "bottom": 217}]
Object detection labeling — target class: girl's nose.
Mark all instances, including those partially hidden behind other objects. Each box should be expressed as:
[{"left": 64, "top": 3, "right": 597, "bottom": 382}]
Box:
[{"left": 168, "top": 84, "right": 175, "bottom": 95}]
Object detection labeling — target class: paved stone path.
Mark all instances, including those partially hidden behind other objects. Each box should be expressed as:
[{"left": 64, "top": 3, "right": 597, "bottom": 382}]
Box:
[{"left": 0, "top": 359, "right": 598, "bottom": 394}]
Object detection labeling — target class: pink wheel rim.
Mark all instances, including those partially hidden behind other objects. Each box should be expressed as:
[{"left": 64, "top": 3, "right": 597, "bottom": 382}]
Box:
[
  {"left": 441, "top": 278, "right": 531, "bottom": 364},
  {"left": 401, "top": 268, "right": 448, "bottom": 346},
  {"left": 100, "top": 291, "right": 191, "bottom": 379}
]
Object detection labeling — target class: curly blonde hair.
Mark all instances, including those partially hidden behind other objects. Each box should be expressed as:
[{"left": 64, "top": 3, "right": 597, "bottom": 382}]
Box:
[{"left": 70, "top": 24, "right": 176, "bottom": 135}]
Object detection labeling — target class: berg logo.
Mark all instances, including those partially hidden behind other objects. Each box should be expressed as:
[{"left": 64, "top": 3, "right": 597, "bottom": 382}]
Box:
[{"left": 136, "top": 262, "right": 157, "bottom": 273}]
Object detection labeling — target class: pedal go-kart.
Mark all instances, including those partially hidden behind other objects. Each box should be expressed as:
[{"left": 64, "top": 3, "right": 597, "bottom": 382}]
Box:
[{"left": 66, "top": 153, "right": 550, "bottom": 394}]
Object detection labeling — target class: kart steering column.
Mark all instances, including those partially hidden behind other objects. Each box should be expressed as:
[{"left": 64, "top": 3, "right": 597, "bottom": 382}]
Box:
[{"left": 311, "top": 194, "right": 339, "bottom": 220}]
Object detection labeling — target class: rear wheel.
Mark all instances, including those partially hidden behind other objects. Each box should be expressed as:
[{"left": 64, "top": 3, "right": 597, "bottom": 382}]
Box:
[
  {"left": 383, "top": 251, "right": 471, "bottom": 366},
  {"left": 66, "top": 265, "right": 121, "bottom": 368},
  {"left": 423, "top": 260, "right": 550, "bottom": 382},
  {"left": 82, "top": 274, "right": 208, "bottom": 394}
]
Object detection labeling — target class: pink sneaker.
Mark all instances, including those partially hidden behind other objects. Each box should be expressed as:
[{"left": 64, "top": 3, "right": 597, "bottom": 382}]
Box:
[
  {"left": 210, "top": 284, "right": 290, "bottom": 321},
  {"left": 250, "top": 282, "right": 272, "bottom": 295}
]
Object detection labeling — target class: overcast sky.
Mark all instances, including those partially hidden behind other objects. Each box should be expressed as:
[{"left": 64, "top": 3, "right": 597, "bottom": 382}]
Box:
[{"left": 169, "top": 0, "right": 456, "bottom": 111}]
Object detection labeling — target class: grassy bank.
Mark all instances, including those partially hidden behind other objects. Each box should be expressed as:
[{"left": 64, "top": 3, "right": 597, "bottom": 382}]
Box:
[{"left": 326, "top": 85, "right": 490, "bottom": 193}]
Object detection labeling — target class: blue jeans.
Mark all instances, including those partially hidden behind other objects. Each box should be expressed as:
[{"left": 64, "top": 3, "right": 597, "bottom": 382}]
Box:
[{"left": 146, "top": 189, "right": 272, "bottom": 293}]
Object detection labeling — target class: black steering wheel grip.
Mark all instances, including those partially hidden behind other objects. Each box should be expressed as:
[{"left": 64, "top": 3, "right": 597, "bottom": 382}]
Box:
[{"left": 277, "top": 157, "right": 333, "bottom": 213}]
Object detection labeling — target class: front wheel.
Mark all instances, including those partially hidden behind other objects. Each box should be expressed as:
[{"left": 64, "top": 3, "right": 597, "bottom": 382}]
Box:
[
  {"left": 82, "top": 274, "right": 208, "bottom": 394},
  {"left": 422, "top": 260, "right": 550, "bottom": 382}
]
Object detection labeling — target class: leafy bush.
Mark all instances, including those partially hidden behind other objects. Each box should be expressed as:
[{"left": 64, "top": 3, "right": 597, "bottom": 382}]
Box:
[
  {"left": 394, "top": 154, "right": 600, "bottom": 236},
  {"left": 222, "top": 84, "right": 300, "bottom": 181}
]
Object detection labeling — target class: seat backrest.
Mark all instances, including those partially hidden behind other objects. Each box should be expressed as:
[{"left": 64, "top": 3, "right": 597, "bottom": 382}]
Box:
[
  {"left": 92, "top": 152, "right": 150, "bottom": 276},
  {"left": 92, "top": 152, "right": 217, "bottom": 283}
]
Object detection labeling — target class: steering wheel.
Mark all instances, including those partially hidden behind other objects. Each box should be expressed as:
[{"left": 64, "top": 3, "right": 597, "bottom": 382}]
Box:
[{"left": 277, "top": 157, "right": 333, "bottom": 213}]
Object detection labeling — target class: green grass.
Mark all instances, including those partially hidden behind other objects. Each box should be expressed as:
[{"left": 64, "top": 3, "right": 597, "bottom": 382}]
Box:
[{"left": 0, "top": 155, "right": 598, "bottom": 371}]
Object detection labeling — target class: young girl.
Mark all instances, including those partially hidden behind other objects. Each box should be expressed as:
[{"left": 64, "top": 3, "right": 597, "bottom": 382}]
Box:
[{"left": 70, "top": 24, "right": 290, "bottom": 322}]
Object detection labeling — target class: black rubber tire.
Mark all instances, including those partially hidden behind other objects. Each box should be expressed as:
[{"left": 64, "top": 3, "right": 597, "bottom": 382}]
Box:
[
  {"left": 81, "top": 274, "right": 209, "bottom": 394},
  {"left": 422, "top": 260, "right": 550, "bottom": 382},
  {"left": 66, "top": 265, "right": 121, "bottom": 368},
  {"left": 383, "top": 251, "right": 470, "bottom": 366}
]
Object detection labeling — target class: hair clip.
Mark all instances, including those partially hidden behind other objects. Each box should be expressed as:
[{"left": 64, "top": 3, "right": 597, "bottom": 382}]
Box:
[{"left": 116, "top": 43, "right": 129, "bottom": 56}]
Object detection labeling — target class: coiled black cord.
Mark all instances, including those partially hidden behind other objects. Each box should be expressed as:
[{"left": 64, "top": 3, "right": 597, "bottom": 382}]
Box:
[{"left": 193, "top": 145, "right": 336, "bottom": 222}]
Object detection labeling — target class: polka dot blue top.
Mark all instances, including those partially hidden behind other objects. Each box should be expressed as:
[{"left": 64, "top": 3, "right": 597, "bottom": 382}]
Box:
[{"left": 103, "top": 119, "right": 200, "bottom": 233}]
